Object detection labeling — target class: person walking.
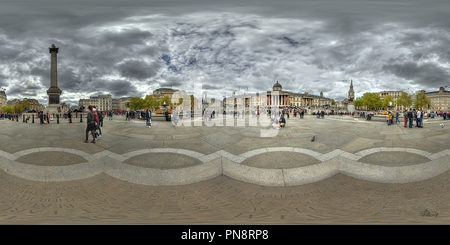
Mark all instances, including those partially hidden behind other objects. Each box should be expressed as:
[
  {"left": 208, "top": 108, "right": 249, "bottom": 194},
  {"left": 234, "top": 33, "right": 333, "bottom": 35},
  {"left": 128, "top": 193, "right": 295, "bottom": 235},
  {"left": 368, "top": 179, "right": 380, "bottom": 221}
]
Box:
[
  {"left": 93, "top": 107, "right": 103, "bottom": 139},
  {"left": 85, "top": 105, "right": 97, "bottom": 143}
]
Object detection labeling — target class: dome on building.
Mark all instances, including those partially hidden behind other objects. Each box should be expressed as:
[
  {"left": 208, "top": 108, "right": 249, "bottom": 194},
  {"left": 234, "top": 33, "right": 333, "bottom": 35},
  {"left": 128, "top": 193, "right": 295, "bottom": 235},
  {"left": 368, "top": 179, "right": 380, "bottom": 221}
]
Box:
[{"left": 273, "top": 81, "right": 282, "bottom": 91}]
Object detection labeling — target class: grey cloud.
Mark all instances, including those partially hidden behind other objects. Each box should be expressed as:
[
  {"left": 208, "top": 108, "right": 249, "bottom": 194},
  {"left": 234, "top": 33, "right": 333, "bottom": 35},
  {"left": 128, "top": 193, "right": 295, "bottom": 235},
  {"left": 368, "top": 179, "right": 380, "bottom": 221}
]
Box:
[
  {"left": 118, "top": 59, "right": 161, "bottom": 80},
  {"left": 94, "top": 79, "right": 141, "bottom": 98},
  {"left": 382, "top": 62, "right": 449, "bottom": 89},
  {"left": 2, "top": 0, "right": 450, "bottom": 105},
  {"left": 99, "top": 28, "right": 153, "bottom": 47}
]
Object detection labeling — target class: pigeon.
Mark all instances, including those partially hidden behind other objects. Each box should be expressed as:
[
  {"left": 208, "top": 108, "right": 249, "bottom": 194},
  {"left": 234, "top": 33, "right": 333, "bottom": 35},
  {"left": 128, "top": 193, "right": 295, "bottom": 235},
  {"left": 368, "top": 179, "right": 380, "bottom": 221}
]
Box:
[
  {"left": 440, "top": 123, "right": 444, "bottom": 128},
  {"left": 311, "top": 136, "right": 315, "bottom": 142}
]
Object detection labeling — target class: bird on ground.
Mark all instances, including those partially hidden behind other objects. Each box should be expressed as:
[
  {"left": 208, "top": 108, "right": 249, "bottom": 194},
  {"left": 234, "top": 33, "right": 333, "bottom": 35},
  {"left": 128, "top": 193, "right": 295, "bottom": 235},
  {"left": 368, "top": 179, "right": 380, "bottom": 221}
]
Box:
[
  {"left": 311, "top": 136, "right": 315, "bottom": 142},
  {"left": 440, "top": 123, "right": 444, "bottom": 128}
]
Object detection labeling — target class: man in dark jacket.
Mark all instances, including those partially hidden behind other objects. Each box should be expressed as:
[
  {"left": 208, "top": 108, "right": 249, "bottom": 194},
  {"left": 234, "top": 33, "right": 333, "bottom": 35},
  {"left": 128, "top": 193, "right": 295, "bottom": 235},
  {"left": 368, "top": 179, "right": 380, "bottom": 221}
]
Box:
[
  {"left": 408, "top": 108, "right": 414, "bottom": 128},
  {"left": 145, "top": 109, "right": 152, "bottom": 128}
]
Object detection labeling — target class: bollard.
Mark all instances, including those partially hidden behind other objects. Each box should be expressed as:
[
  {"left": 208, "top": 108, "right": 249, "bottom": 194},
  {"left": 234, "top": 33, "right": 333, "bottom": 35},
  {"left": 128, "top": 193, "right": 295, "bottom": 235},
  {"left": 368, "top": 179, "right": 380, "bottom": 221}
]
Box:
[
  {"left": 16, "top": 116, "right": 18, "bottom": 122},
  {"left": 23, "top": 115, "right": 25, "bottom": 123},
  {"left": 80, "top": 114, "right": 83, "bottom": 123},
  {"left": 32, "top": 114, "right": 35, "bottom": 123},
  {"left": 69, "top": 114, "right": 72, "bottom": 123},
  {"left": 57, "top": 114, "right": 59, "bottom": 124}
]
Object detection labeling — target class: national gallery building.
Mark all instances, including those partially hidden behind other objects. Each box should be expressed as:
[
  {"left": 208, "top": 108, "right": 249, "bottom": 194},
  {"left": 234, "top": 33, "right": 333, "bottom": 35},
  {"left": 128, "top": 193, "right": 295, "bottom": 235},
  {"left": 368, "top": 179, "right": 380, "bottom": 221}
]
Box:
[{"left": 226, "top": 81, "right": 334, "bottom": 109}]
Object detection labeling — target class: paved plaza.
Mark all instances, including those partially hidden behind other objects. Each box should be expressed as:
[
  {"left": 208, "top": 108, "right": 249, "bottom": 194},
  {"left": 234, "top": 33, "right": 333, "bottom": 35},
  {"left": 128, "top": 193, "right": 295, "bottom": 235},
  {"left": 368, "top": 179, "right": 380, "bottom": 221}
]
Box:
[{"left": 0, "top": 113, "right": 449, "bottom": 224}]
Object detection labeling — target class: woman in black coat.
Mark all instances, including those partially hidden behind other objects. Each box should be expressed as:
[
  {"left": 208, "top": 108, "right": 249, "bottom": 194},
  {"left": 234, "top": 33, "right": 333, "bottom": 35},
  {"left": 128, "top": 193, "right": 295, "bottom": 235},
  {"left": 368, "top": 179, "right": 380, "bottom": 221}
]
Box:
[{"left": 85, "top": 105, "right": 97, "bottom": 143}]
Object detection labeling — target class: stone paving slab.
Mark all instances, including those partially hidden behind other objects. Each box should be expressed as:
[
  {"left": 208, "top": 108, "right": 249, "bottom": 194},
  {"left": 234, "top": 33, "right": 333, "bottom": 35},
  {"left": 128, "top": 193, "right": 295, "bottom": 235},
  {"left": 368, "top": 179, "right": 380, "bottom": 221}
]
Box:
[{"left": 1, "top": 114, "right": 450, "bottom": 224}]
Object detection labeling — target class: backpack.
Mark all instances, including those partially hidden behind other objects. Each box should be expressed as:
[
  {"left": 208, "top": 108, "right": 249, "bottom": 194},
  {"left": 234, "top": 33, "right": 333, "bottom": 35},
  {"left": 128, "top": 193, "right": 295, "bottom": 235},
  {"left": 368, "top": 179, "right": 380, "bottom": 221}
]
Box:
[
  {"left": 87, "top": 112, "right": 94, "bottom": 124},
  {"left": 408, "top": 111, "right": 413, "bottom": 119}
]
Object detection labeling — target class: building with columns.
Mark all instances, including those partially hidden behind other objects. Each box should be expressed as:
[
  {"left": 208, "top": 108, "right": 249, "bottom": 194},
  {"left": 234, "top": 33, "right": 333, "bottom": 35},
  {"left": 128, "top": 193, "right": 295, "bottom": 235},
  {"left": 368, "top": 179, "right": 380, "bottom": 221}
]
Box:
[
  {"left": 378, "top": 90, "right": 403, "bottom": 100},
  {"left": 79, "top": 94, "right": 113, "bottom": 111},
  {"left": 224, "top": 81, "right": 333, "bottom": 109},
  {"left": 265, "top": 81, "right": 333, "bottom": 108},
  {"left": 153, "top": 88, "right": 179, "bottom": 100}
]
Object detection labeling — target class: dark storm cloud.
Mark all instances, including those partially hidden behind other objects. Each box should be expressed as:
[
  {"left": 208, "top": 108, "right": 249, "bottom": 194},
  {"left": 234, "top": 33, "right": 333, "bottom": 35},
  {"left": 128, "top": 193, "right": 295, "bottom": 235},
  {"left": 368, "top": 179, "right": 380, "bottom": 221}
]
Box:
[
  {"left": 1, "top": 0, "right": 450, "bottom": 105},
  {"left": 382, "top": 62, "right": 449, "bottom": 88},
  {"left": 118, "top": 59, "right": 162, "bottom": 81},
  {"left": 94, "top": 79, "right": 141, "bottom": 98}
]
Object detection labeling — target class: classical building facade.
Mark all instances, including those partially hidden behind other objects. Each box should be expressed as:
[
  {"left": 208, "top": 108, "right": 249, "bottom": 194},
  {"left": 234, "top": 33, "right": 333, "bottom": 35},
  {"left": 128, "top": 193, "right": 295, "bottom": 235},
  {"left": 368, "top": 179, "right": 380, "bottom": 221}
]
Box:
[
  {"left": 112, "top": 98, "right": 120, "bottom": 111},
  {"left": 378, "top": 90, "right": 403, "bottom": 100},
  {"left": 224, "top": 81, "right": 333, "bottom": 109},
  {"left": 426, "top": 87, "right": 450, "bottom": 111},
  {"left": 153, "top": 88, "right": 179, "bottom": 100},
  {"left": 79, "top": 94, "right": 113, "bottom": 111}
]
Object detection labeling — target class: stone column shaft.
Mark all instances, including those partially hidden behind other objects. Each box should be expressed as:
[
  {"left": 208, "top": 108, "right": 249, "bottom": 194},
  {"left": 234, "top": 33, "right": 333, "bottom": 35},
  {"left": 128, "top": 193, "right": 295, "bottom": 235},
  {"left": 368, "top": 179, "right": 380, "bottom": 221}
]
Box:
[{"left": 51, "top": 52, "right": 58, "bottom": 87}]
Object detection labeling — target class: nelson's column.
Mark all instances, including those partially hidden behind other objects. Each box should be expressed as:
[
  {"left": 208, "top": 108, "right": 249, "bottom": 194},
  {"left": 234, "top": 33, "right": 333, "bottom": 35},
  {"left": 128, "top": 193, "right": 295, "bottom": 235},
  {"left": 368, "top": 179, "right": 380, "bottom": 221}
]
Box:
[{"left": 46, "top": 44, "right": 62, "bottom": 114}]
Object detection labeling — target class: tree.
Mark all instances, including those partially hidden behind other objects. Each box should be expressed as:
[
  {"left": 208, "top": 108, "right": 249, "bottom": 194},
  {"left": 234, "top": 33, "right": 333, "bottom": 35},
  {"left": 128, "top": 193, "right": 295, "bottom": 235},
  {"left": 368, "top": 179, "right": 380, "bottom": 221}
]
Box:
[
  {"left": 395, "top": 92, "right": 413, "bottom": 109},
  {"left": 381, "top": 95, "right": 395, "bottom": 109},
  {"left": 2, "top": 106, "right": 14, "bottom": 113},
  {"left": 414, "top": 91, "right": 431, "bottom": 110},
  {"left": 128, "top": 97, "right": 145, "bottom": 111},
  {"left": 360, "top": 92, "right": 382, "bottom": 110},
  {"left": 144, "top": 95, "right": 159, "bottom": 111},
  {"left": 14, "top": 103, "right": 24, "bottom": 113},
  {"left": 353, "top": 97, "right": 363, "bottom": 110}
]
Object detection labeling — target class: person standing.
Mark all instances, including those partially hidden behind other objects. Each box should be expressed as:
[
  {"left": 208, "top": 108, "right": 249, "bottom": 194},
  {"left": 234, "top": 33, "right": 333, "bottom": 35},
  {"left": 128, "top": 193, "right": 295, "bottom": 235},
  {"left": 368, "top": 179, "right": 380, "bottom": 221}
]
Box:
[
  {"left": 39, "top": 110, "right": 44, "bottom": 124},
  {"left": 395, "top": 110, "right": 400, "bottom": 124},
  {"left": 85, "top": 105, "right": 97, "bottom": 143},
  {"left": 145, "top": 109, "right": 152, "bottom": 128},
  {"left": 403, "top": 109, "right": 408, "bottom": 128},
  {"left": 408, "top": 108, "right": 414, "bottom": 128},
  {"left": 279, "top": 114, "right": 286, "bottom": 127},
  {"left": 68, "top": 110, "right": 72, "bottom": 123},
  {"left": 416, "top": 109, "right": 422, "bottom": 128},
  {"left": 96, "top": 107, "right": 103, "bottom": 138}
]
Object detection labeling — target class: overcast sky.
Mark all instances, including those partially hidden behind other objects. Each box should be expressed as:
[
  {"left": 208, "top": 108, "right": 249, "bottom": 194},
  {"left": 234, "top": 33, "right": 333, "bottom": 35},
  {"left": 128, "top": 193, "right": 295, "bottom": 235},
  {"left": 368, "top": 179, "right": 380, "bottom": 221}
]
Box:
[{"left": 1, "top": 0, "right": 450, "bottom": 106}]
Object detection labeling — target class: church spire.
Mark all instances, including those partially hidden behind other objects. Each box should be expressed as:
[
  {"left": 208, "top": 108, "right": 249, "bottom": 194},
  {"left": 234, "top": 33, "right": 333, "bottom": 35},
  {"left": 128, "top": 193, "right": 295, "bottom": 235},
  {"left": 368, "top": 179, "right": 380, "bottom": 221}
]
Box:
[{"left": 348, "top": 79, "right": 355, "bottom": 102}]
